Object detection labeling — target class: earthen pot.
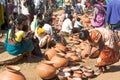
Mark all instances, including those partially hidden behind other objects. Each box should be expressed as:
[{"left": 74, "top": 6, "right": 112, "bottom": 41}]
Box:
[
  {"left": 76, "top": 47, "right": 82, "bottom": 53},
  {"left": 80, "top": 66, "right": 92, "bottom": 72},
  {"left": 70, "top": 66, "right": 80, "bottom": 71},
  {"left": 73, "top": 70, "right": 83, "bottom": 78},
  {"left": 51, "top": 53, "right": 68, "bottom": 69},
  {"left": 36, "top": 61, "right": 56, "bottom": 79},
  {"left": 55, "top": 43, "right": 67, "bottom": 53},
  {"left": 66, "top": 52, "right": 76, "bottom": 58},
  {"left": 84, "top": 18, "right": 90, "bottom": 23},
  {"left": 0, "top": 65, "right": 26, "bottom": 80},
  {"left": 83, "top": 69, "right": 94, "bottom": 78},
  {"left": 45, "top": 48, "right": 58, "bottom": 60},
  {"left": 57, "top": 72, "right": 71, "bottom": 80},
  {"left": 59, "top": 67, "right": 71, "bottom": 72},
  {"left": 70, "top": 55, "right": 80, "bottom": 62},
  {"left": 79, "top": 42, "right": 91, "bottom": 59},
  {"left": 89, "top": 46, "right": 100, "bottom": 58},
  {"left": 67, "top": 76, "right": 82, "bottom": 80}
]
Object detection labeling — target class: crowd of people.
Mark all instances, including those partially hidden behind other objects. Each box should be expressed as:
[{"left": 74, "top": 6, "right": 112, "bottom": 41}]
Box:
[{"left": 1, "top": 0, "right": 120, "bottom": 76}]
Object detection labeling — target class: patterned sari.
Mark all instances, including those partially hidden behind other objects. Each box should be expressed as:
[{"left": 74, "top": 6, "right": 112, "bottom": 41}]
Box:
[{"left": 89, "top": 28, "right": 119, "bottom": 66}]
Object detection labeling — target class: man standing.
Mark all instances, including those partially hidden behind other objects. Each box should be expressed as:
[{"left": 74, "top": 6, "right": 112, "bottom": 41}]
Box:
[
  {"left": 106, "top": 0, "right": 120, "bottom": 30},
  {"left": 63, "top": 0, "right": 72, "bottom": 14}
]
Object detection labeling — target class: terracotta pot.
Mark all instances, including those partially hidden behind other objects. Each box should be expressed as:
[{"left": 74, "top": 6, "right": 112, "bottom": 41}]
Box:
[
  {"left": 45, "top": 48, "right": 58, "bottom": 60},
  {"left": 67, "top": 76, "right": 82, "bottom": 80},
  {"left": 83, "top": 70, "right": 94, "bottom": 78},
  {"left": 89, "top": 46, "right": 100, "bottom": 58},
  {"left": 68, "top": 60, "right": 77, "bottom": 66},
  {"left": 79, "top": 42, "right": 91, "bottom": 59},
  {"left": 76, "top": 47, "right": 82, "bottom": 53},
  {"left": 84, "top": 18, "right": 90, "bottom": 23},
  {"left": 66, "top": 52, "right": 76, "bottom": 58},
  {"left": 59, "top": 67, "right": 71, "bottom": 72},
  {"left": 36, "top": 61, "right": 56, "bottom": 79},
  {"left": 0, "top": 65, "right": 26, "bottom": 80},
  {"left": 51, "top": 53, "right": 68, "bottom": 69},
  {"left": 80, "top": 66, "right": 92, "bottom": 72},
  {"left": 70, "top": 55, "right": 80, "bottom": 62},
  {"left": 73, "top": 71, "right": 83, "bottom": 78},
  {"left": 69, "top": 36, "right": 73, "bottom": 41},
  {"left": 55, "top": 43, "right": 67, "bottom": 53},
  {"left": 70, "top": 66, "right": 80, "bottom": 71},
  {"left": 58, "top": 72, "right": 71, "bottom": 80}
]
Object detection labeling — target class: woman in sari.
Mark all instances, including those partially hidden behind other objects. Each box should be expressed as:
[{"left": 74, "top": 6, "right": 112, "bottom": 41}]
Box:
[
  {"left": 79, "top": 28, "right": 119, "bottom": 74},
  {"left": 4, "top": 14, "right": 34, "bottom": 55},
  {"left": 89, "top": 0, "right": 106, "bottom": 28}
]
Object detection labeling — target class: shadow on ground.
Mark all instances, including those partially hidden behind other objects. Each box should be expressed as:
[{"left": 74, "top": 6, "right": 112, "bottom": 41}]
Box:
[
  {"left": 106, "top": 64, "right": 120, "bottom": 73},
  {"left": 0, "top": 42, "right": 5, "bottom": 53}
]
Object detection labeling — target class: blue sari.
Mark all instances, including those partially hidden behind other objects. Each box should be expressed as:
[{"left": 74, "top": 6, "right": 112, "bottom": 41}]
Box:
[{"left": 4, "top": 30, "right": 34, "bottom": 55}]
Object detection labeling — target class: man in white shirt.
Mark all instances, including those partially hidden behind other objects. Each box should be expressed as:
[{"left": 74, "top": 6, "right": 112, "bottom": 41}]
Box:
[
  {"left": 61, "top": 14, "right": 73, "bottom": 35},
  {"left": 43, "top": 17, "right": 53, "bottom": 35}
]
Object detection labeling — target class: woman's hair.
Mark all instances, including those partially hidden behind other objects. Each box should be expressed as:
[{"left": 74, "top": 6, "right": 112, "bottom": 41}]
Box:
[
  {"left": 44, "top": 17, "right": 53, "bottom": 24},
  {"left": 67, "top": 14, "right": 73, "bottom": 21},
  {"left": 44, "top": 9, "right": 53, "bottom": 18},
  {"left": 37, "top": 12, "right": 43, "bottom": 20},
  {"left": 77, "top": 17, "right": 80, "bottom": 21},
  {"left": 38, "top": 20, "right": 45, "bottom": 28},
  {"left": 10, "top": 14, "right": 28, "bottom": 40},
  {"left": 89, "top": 0, "right": 98, "bottom": 5},
  {"left": 22, "top": 25, "right": 28, "bottom": 32},
  {"left": 79, "top": 30, "right": 89, "bottom": 41},
  {"left": 15, "top": 14, "right": 28, "bottom": 25}
]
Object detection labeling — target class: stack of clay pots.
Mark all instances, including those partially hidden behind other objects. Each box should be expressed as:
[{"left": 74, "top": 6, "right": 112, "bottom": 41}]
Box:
[
  {"left": 57, "top": 65, "right": 95, "bottom": 80},
  {"left": 79, "top": 14, "right": 94, "bottom": 30},
  {"left": 76, "top": 42, "right": 91, "bottom": 59},
  {"left": 69, "top": 33, "right": 81, "bottom": 45},
  {"left": 36, "top": 42, "right": 95, "bottom": 80}
]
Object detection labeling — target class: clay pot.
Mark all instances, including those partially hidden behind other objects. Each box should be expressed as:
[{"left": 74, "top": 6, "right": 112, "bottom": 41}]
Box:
[
  {"left": 73, "top": 71, "right": 83, "bottom": 78},
  {"left": 69, "top": 36, "right": 73, "bottom": 41},
  {"left": 76, "top": 47, "right": 82, "bottom": 53},
  {"left": 70, "top": 55, "right": 80, "bottom": 62},
  {"left": 79, "top": 42, "right": 91, "bottom": 59},
  {"left": 80, "top": 66, "right": 92, "bottom": 72},
  {"left": 45, "top": 48, "right": 58, "bottom": 60},
  {"left": 36, "top": 61, "right": 56, "bottom": 79},
  {"left": 59, "top": 67, "right": 71, "bottom": 72},
  {"left": 55, "top": 43, "right": 67, "bottom": 53},
  {"left": 58, "top": 72, "right": 71, "bottom": 80},
  {"left": 67, "top": 76, "right": 82, "bottom": 80},
  {"left": 83, "top": 70, "right": 94, "bottom": 78},
  {"left": 0, "top": 65, "right": 26, "bottom": 80},
  {"left": 89, "top": 46, "right": 100, "bottom": 58},
  {"left": 70, "top": 66, "right": 80, "bottom": 71},
  {"left": 51, "top": 53, "right": 68, "bottom": 69},
  {"left": 84, "top": 18, "right": 90, "bottom": 23},
  {"left": 66, "top": 52, "right": 76, "bottom": 58},
  {"left": 66, "top": 52, "right": 80, "bottom": 62}
]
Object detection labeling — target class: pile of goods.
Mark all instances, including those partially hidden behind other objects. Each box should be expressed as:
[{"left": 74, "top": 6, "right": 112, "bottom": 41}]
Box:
[{"left": 35, "top": 43, "right": 99, "bottom": 80}]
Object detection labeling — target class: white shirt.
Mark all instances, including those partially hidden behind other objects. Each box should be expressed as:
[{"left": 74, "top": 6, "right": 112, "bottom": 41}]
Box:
[
  {"left": 61, "top": 18, "right": 73, "bottom": 34},
  {"left": 43, "top": 24, "right": 53, "bottom": 35},
  {"left": 74, "top": 20, "right": 83, "bottom": 28},
  {"left": 21, "top": 0, "right": 30, "bottom": 15}
]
